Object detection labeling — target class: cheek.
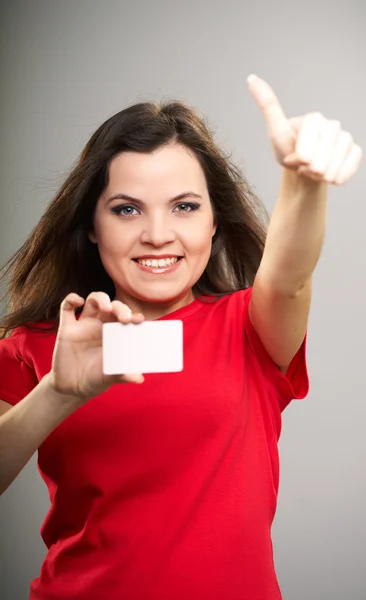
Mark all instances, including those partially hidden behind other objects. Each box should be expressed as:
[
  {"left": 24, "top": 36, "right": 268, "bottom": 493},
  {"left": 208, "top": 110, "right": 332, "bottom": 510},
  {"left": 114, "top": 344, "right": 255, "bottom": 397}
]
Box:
[
  {"left": 96, "top": 222, "right": 130, "bottom": 255},
  {"left": 190, "top": 225, "right": 214, "bottom": 253}
]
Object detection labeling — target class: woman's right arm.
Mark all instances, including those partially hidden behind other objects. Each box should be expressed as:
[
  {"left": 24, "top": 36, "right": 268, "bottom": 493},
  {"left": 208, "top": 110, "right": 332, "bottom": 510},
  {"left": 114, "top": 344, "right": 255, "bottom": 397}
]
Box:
[
  {"left": 0, "top": 373, "right": 80, "bottom": 496},
  {"left": 0, "top": 291, "right": 145, "bottom": 496}
]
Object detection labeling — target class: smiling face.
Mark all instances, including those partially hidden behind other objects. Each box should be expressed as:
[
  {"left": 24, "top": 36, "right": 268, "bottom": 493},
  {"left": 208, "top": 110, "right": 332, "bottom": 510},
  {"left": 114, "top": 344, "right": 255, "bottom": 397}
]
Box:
[{"left": 89, "top": 143, "right": 217, "bottom": 319}]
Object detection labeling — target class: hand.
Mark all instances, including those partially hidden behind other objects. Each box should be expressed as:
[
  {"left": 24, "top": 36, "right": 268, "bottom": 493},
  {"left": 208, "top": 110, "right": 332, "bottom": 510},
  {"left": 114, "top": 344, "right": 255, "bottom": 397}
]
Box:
[
  {"left": 49, "top": 292, "right": 145, "bottom": 404},
  {"left": 247, "top": 74, "right": 362, "bottom": 185}
]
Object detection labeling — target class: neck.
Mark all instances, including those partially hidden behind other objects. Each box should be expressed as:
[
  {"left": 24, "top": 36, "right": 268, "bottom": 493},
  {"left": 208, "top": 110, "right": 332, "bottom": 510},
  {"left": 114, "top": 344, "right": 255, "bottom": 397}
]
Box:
[{"left": 112, "top": 289, "right": 195, "bottom": 320}]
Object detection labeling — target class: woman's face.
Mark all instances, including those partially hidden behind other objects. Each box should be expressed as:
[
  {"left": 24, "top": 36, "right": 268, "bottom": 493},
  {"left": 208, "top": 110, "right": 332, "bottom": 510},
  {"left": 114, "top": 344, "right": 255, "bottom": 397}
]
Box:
[{"left": 89, "top": 143, "right": 217, "bottom": 319}]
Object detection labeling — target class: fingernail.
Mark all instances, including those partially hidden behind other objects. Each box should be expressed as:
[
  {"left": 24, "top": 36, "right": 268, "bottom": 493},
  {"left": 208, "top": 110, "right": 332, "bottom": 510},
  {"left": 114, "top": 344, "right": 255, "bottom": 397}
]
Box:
[{"left": 247, "top": 74, "right": 257, "bottom": 83}]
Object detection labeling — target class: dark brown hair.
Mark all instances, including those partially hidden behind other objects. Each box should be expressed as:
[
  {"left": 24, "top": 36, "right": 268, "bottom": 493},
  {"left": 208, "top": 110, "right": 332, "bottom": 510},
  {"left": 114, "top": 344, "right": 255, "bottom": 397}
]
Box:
[{"left": 0, "top": 101, "right": 268, "bottom": 339}]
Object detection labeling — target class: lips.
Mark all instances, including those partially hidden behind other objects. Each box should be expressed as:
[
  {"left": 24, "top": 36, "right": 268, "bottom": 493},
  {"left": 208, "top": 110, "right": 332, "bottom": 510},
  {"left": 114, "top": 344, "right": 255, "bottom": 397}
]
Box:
[
  {"left": 132, "top": 256, "right": 183, "bottom": 274},
  {"left": 132, "top": 256, "right": 183, "bottom": 260},
  {"left": 133, "top": 256, "right": 182, "bottom": 268}
]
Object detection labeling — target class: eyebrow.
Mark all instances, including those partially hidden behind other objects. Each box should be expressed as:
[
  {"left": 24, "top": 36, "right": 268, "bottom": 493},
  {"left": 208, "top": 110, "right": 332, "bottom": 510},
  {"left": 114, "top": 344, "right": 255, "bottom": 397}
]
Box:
[{"left": 106, "top": 191, "right": 203, "bottom": 206}]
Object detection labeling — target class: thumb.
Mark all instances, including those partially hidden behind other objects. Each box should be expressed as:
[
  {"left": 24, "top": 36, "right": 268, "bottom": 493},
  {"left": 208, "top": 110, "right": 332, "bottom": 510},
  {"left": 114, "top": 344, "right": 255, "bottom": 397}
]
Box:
[
  {"left": 120, "top": 373, "right": 145, "bottom": 385},
  {"left": 247, "top": 74, "right": 295, "bottom": 157}
]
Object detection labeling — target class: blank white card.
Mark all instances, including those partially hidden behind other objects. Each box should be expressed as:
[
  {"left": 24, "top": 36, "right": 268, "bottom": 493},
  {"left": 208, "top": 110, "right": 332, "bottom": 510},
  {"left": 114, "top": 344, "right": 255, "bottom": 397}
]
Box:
[{"left": 102, "top": 320, "right": 183, "bottom": 374}]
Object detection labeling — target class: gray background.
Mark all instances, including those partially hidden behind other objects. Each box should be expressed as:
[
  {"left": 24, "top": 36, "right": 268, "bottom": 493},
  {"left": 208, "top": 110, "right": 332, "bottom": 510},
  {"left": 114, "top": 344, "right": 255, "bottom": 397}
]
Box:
[{"left": 0, "top": 1, "right": 365, "bottom": 599}]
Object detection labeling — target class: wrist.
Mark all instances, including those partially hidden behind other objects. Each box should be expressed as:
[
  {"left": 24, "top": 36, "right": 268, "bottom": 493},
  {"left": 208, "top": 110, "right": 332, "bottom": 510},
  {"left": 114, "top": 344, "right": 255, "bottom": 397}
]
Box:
[
  {"left": 280, "top": 167, "right": 328, "bottom": 199},
  {"left": 41, "top": 373, "right": 83, "bottom": 412}
]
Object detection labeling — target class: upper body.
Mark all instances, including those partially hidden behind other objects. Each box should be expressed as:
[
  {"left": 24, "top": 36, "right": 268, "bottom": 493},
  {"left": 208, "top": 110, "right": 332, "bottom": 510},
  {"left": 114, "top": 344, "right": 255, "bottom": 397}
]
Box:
[
  {"left": 0, "top": 288, "right": 308, "bottom": 600},
  {"left": 0, "top": 75, "right": 361, "bottom": 599}
]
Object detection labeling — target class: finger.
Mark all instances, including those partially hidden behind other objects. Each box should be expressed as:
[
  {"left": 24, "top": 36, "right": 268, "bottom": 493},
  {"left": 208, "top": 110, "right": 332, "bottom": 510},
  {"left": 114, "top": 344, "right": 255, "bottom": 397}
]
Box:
[
  {"left": 282, "top": 117, "right": 306, "bottom": 165},
  {"left": 111, "top": 300, "right": 133, "bottom": 323},
  {"left": 106, "top": 372, "right": 144, "bottom": 386},
  {"left": 324, "top": 131, "right": 354, "bottom": 183},
  {"left": 59, "top": 293, "right": 85, "bottom": 328},
  {"left": 334, "top": 144, "right": 363, "bottom": 185},
  {"left": 110, "top": 301, "right": 145, "bottom": 323},
  {"left": 288, "top": 116, "right": 304, "bottom": 134},
  {"left": 297, "top": 166, "right": 325, "bottom": 182},
  {"left": 119, "top": 373, "right": 145, "bottom": 385},
  {"left": 295, "top": 113, "right": 324, "bottom": 164},
  {"left": 283, "top": 115, "right": 330, "bottom": 168},
  {"left": 79, "top": 292, "right": 112, "bottom": 320},
  {"left": 98, "top": 300, "right": 131, "bottom": 324},
  {"left": 282, "top": 152, "right": 310, "bottom": 168},
  {"left": 310, "top": 120, "right": 341, "bottom": 175},
  {"left": 99, "top": 301, "right": 145, "bottom": 325},
  {"left": 131, "top": 312, "right": 145, "bottom": 324},
  {"left": 247, "top": 74, "right": 294, "bottom": 155}
]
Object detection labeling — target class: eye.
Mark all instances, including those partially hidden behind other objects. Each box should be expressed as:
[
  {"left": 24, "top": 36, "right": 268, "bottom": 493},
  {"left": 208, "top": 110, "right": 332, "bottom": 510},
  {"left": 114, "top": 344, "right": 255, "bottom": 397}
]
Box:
[
  {"left": 111, "top": 205, "right": 139, "bottom": 217},
  {"left": 173, "top": 202, "right": 201, "bottom": 213},
  {"left": 111, "top": 201, "right": 201, "bottom": 218}
]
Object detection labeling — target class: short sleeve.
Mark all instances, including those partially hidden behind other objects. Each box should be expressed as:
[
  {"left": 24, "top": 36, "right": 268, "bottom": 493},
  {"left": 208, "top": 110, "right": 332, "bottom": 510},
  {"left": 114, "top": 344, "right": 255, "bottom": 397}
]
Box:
[
  {"left": 241, "top": 287, "right": 309, "bottom": 411},
  {"left": 0, "top": 330, "right": 39, "bottom": 406}
]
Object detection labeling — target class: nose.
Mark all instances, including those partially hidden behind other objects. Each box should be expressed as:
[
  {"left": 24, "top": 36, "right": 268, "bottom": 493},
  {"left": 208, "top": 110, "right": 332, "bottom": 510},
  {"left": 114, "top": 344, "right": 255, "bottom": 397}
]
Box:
[{"left": 139, "top": 215, "right": 176, "bottom": 247}]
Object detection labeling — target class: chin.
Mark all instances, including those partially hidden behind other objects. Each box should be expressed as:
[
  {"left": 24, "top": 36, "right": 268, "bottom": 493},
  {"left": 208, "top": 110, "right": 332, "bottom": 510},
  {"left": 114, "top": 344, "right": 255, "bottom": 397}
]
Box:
[{"left": 131, "top": 286, "right": 189, "bottom": 305}]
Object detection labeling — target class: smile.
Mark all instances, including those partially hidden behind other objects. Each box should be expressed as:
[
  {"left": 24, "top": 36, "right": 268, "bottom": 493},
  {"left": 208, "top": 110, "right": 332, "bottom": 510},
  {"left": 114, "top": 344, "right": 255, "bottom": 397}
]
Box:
[
  {"left": 132, "top": 257, "right": 183, "bottom": 274},
  {"left": 136, "top": 257, "right": 179, "bottom": 267}
]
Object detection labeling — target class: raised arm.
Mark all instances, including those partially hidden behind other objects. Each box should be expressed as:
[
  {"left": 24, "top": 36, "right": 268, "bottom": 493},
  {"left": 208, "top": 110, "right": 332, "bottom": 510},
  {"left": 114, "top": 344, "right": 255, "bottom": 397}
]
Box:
[{"left": 246, "top": 75, "right": 362, "bottom": 372}]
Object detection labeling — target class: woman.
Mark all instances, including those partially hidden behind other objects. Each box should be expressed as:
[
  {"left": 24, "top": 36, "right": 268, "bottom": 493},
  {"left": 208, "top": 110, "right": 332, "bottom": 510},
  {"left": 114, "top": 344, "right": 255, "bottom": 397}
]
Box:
[{"left": 0, "top": 75, "right": 362, "bottom": 599}]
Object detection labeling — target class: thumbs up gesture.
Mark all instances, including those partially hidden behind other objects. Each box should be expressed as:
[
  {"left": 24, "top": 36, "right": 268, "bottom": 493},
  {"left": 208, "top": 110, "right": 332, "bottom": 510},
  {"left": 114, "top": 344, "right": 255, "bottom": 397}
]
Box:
[{"left": 247, "top": 75, "right": 362, "bottom": 185}]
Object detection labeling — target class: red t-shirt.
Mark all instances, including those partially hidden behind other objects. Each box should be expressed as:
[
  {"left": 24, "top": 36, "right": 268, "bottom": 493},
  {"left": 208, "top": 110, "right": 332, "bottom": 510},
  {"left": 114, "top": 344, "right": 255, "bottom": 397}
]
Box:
[{"left": 0, "top": 288, "right": 308, "bottom": 600}]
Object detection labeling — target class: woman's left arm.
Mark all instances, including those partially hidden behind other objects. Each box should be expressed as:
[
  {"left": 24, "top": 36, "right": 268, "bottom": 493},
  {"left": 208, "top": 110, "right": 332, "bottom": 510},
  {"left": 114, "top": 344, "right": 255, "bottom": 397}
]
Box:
[{"left": 247, "top": 75, "right": 362, "bottom": 372}]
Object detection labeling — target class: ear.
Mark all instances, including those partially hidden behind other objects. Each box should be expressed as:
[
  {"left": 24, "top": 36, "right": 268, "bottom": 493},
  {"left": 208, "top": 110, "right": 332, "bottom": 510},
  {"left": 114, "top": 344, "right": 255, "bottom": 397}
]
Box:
[
  {"left": 88, "top": 230, "right": 97, "bottom": 244},
  {"left": 212, "top": 223, "right": 217, "bottom": 237}
]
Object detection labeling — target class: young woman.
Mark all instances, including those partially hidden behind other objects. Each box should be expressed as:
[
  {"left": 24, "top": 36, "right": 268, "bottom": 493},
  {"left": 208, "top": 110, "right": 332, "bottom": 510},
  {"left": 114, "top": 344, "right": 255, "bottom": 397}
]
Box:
[{"left": 0, "top": 75, "right": 362, "bottom": 600}]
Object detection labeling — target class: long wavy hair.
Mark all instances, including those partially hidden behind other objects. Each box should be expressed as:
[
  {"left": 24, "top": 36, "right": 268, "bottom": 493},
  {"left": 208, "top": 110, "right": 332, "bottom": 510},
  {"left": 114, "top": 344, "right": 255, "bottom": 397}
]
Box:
[{"left": 0, "top": 100, "right": 269, "bottom": 339}]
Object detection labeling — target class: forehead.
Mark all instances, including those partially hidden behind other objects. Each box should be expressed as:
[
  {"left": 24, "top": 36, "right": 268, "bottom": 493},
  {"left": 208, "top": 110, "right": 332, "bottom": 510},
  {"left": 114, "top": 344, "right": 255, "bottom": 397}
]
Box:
[{"left": 106, "top": 143, "right": 207, "bottom": 193}]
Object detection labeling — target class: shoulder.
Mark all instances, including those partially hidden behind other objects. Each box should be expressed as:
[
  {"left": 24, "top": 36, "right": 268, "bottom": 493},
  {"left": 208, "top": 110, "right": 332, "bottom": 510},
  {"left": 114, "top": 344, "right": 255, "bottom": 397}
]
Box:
[
  {"left": 198, "top": 288, "right": 252, "bottom": 313},
  {"left": 0, "top": 321, "right": 57, "bottom": 362},
  {"left": 191, "top": 289, "right": 252, "bottom": 332},
  {"left": 0, "top": 328, "right": 23, "bottom": 361}
]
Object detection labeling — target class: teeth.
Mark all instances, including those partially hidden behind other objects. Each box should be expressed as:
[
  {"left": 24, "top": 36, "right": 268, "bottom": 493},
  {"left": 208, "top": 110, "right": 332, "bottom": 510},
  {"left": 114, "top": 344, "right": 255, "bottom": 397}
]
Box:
[{"left": 137, "top": 257, "right": 179, "bottom": 267}]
